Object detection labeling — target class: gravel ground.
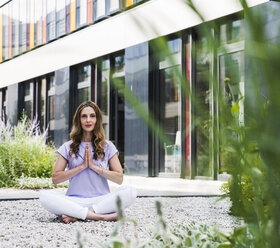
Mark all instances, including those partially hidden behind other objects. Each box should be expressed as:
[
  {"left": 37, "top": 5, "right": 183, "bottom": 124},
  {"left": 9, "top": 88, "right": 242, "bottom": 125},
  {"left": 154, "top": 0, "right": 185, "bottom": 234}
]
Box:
[{"left": 0, "top": 197, "right": 241, "bottom": 248}]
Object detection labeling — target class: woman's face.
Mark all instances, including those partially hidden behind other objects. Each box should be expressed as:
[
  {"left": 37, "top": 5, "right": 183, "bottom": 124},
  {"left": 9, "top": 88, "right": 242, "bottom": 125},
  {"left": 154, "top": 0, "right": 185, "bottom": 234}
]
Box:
[{"left": 80, "top": 106, "right": 97, "bottom": 133}]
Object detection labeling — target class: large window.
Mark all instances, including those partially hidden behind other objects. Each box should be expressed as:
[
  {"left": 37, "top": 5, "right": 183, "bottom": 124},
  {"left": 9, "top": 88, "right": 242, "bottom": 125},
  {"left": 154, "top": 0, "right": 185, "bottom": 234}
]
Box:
[
  {"left": 107, "top": 0, "right": 121, "bottom": 15},
  {"left": 46, "top": 0, "right": 56, "bottom": 41},
  {"left": 65, "top": 0, "right": 71, "bottom": 33},
  {"left": 94, "top": 0, "right": 106, "bottom": 20},
  {"left": 38, "top": 77, "right": 47, "bottom": 132},
  {"left": 70, "top": 63, "right": 92, "bottom": 113},
  {"left": 124, "top": 42, "right": 149, "bottom": 175},
  {"left": 218, "top": 19, "right": 245, "bottom": 174},
  {"left": 194, "top": 35, "right": 212, "bottom": 178},
  {"left": 34, "top": 0, "right": 43, "bottom": 46},
  {"left": 0, "top": 88, "right": 7, "bottom": 122},
  {"left": 77, "top": 63, "right": 91, "bottom": 106},
  {"left": 76, "top": 0, "right": 87, "bottom": 28},
  {"left": 98, "top": 59, "right": 110, "bottom": 137},
  {"left": 47, "top": 75, "right": 55, "bottom": 141},
  {"left": 56, "top": 0, "right": 66, "bottom": 37},
  {"left": 19, "top": 0, "right": 27, "bottom": 53},
  {"left": 19, "top": 81, "right": 34, "bottom": 121},
  {"left": 12, "top": 0, "right": 19, "bottom": 56},
  {"left": 2, "top": 4, "right": 9, "bottom": 61},
  {"left": 111, "top": 54, "right": 125, "bottom": 165},
  {"left": 159, "top": 39, "right": 182, "bottom": 174}
]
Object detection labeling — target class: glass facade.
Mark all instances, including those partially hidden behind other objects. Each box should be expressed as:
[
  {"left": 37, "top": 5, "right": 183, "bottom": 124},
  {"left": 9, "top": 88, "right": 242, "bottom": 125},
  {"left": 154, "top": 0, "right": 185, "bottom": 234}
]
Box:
[
  {"left": 0, "top": 0, "right": 145, "bottom": 62},
  {"left": 76, "top": 0, "right": 87, "bottom": 28},
  {"left": 47, "top": 75, "right": 55, "bottom": 141},
  {"left": 111, "top": 54, "right": 125, "bottom": 165},
  {"left": 95, "top": 0, "right": 106, "bottom": 20},
  {"left": 218, "top": 19, "right": 245, "bottom": 174},
  {"left": 0, "top": 4, "right": 247, "bottom": 179},
  {"left": 6, "top": 83, "right": 18, "bottom": 125},
  {"left": 2, "top": 4, "right": 8, "bottom": 61},
  {"left": 124, "top": 42, "right": 149, "bottom": 175},
  {"left": 0, "top": 88, "right": 6, "bottom": 122},
  {"left": 19, "top": 0, "right": 27, "bottom": 53},
  {"left": 98, "top": 59, "right": 110, "bottom": 138},
  {"left": 46, "top": 0, "right": 56, "bottom": 42},
  {"left": 56, "top": 0, "right": 66, "bottom": 37},
  {"left": 34, "top": 0, "right": 43, "bottom": 46},
  {"left": 23, "top": 81, "right": 34, "bottom": 120},
  {"left": 53, "top": 68, "right": 70, "bottom": 146},
  {"left": 12, "top": 0, "right": 19, "bottom": 56},
  {"left": 76, "top": 63, "right": 91, "bottom": 107},
  {"left": 40, "top": 78, "right": 47, "bottom": 131},
  {"left": 159, "top": 39, "right": 182, "bottom": 174},
  {"left": 195, "top": 35, "right": 212, "bottom": 177}
]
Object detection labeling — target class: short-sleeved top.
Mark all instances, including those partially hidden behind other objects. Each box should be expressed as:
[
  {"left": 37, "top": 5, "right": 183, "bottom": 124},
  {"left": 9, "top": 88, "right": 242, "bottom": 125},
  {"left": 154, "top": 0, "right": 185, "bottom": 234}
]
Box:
[{"left": 57, "top": 140, "right": 119, "bottom": 198}]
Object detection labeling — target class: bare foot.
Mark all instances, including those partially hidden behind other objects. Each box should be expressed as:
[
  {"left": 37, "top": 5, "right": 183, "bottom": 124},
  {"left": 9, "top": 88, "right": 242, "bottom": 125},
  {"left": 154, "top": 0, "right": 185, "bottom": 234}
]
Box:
[
  {"left": 86, "top": 209, "right": 118, "bottom": 221},
  {"left": 61, "top": 214, "right": 78, "bottom": 224}
]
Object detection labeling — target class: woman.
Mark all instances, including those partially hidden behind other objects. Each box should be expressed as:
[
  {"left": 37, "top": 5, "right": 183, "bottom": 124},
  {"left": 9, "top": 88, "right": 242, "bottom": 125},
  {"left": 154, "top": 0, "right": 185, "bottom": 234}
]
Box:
[{"left": 40, "top": 101, "right": 137, "bottom": 224}]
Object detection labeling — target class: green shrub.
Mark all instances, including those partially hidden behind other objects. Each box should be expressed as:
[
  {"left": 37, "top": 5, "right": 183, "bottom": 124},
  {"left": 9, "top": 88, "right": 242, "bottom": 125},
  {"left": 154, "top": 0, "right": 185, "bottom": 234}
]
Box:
[
  {"left": 0, "top": 117, "right": 56, "bottom": 187},
  {"left": 17, "top": 176, "right": 68, "bottom": 189}
]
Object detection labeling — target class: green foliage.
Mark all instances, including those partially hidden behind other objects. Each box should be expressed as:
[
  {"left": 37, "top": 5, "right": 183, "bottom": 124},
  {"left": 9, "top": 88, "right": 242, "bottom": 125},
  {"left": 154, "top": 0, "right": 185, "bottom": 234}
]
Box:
[
  {"left": 0, "top": 117, "right": 56, "bottom": 187},
  {"left": 78, "top": 200, "right": 231, "bottom": 248},
  {"left": 17, "top": 176, "right": 68, "bottom": 189}
]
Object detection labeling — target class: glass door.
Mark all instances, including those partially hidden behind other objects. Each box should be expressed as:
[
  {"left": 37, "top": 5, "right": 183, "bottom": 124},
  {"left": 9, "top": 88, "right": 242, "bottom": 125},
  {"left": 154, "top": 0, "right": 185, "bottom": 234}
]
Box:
[
  {"left": 158, "top": 38, "right": 182, "bottom": 175},
  {"left": 110, "top": 55, "right": 125, "bottom": 166},
  {"left": 194, "top": 36, "right": 212, "bottom": 178},
  {"left": 218, "top": 19, "right": 244, "bottom": 175},
  {"left": 97, "top": 55, "right": 125, "bottom": 165}
]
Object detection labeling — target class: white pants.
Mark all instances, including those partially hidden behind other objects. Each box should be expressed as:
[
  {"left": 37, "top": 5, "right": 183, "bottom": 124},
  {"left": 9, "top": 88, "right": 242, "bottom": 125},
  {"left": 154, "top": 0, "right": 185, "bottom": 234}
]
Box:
[{"left": 40, "top": 186, "right": 137, "bottom": 220}]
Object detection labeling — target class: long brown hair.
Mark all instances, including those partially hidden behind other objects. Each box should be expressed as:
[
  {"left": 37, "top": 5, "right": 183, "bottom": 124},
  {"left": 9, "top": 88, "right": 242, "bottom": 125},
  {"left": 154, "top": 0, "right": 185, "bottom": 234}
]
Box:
[{"left": 69, "top": 101, "right": 105, "bottom": 160}]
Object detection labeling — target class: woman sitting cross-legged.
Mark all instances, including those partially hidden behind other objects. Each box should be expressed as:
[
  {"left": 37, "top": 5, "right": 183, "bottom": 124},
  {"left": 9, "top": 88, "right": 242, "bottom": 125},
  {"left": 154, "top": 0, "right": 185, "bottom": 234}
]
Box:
[{"left": 40, "top": 101, "right": 137, "bottom": 224}]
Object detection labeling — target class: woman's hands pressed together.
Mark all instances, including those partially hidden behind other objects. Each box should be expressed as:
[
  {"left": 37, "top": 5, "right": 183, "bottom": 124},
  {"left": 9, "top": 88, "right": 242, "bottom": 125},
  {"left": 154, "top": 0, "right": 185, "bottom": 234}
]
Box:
[{"left": 84, "top": 143, "right": 123, "bottom": 184}]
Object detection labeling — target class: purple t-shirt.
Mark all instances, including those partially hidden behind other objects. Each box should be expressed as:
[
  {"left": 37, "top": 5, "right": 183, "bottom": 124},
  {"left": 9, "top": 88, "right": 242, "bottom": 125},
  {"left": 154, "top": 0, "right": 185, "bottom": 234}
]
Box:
[{"left": 57, "top": 140, "right": 119, "bottom": 198}]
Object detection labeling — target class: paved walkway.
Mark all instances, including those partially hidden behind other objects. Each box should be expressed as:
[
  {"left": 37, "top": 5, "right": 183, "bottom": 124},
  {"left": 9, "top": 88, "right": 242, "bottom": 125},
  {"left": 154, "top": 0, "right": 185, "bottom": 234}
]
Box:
[{"left": 0, "top": 175, "right": 225, "bottom": 200}]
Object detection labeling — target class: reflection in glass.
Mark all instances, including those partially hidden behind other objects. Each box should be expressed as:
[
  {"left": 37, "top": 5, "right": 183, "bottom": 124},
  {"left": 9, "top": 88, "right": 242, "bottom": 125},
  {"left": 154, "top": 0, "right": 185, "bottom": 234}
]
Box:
[
  {"left": 46, "top": 0, "right": 56, "bottom": 41},
  {"left": 12, "top": 0, "right": 20, "bottom": 56},
  {"left": 124, "top": 44, "right": 149, "bottom": 175},
  {"left": 0, "top": 89, "right": 7, "bottom": 122},
  {"left": 77, "top": 64, "right": 91, "bottom": 83},
  {"left": 195, "top": 36, "right": 211, "bottom": 177},
  {"left": 56, "top": 0, "right": 66, "bottom": 37},
  {"left": 220, "top": 19, "right": 244, "bottom": 44},
  {"left": 219, "top": 51, "right": 244, "bottom": 172},
  {"left": 53, "top": 68, "right": 70, "bottom": 146},
  {"left": 76, "top": 0, "right": 87, "bottom": 28},
  {"left": 77, "top": 87, "right": 90, "bottom": 105},
  {"left": 99, "top": 59, "right": 109, "bottom": 137},
  {"left": 2, "top": 5, "right": 9, "bottom": 61},
  {"left": 23, "top": 82, "right": 34, "bottom": 121},
  {"left": 160, "top": 66, "right": 181, "bottom": 173},
  {"left": 35, "top": 0, "right": 43, "bottom": 46},
  {"left": 76, "top": 64, "right": 91, "bottom": 106},
  {"left": 65, "top": 0, "right": 71, "bottom": 33},
  {"left": 40, "top": 78, "right": 47, "bottom": 131},
  {"left": 158, "top": 38, "right": 181, "bottom": 174},
  {"left": 19, "top": 0, "right": 27, "bottom": 53},
  {"left": 47, "top": 76, "right": 55, "bottom": 140},
  {"left": 108, "top": 0, "right": 120, "bottom": 14},
  {"left": 111, "top": 54, "right": 125, "bottom": 165},
  {"left": 113, "top": 55, "right": 125, "bottom": 74},
  {"left": 96, "top": 0, "right": 106, "bottom": 19}
]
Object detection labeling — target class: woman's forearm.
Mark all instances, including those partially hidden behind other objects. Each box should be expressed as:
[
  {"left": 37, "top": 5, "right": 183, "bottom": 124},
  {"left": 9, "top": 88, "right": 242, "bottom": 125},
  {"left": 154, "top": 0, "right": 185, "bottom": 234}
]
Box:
[
  {"left": 52, "top": 164, "right": 86, "bottom": 185},
  {"left": 90, "top": 164, "right": 123, "bottom": 184},
  {"left": 100, "top": 169, "right": 123, "bottom": 184}
]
